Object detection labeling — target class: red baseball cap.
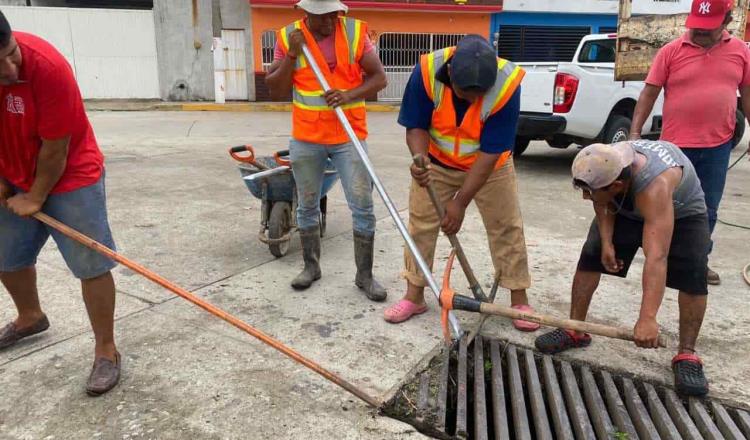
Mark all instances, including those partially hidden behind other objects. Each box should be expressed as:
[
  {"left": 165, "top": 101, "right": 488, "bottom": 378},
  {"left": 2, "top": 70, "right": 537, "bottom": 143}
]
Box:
[{"left": 686, "top": 0, "right": 731, "bottom": 29}]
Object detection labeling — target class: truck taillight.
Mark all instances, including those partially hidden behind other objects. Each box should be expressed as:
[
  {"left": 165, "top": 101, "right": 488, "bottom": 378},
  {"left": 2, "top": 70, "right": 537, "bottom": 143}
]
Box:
[{"left": 553, "top": 73, "right": 579, "bottom": 114}]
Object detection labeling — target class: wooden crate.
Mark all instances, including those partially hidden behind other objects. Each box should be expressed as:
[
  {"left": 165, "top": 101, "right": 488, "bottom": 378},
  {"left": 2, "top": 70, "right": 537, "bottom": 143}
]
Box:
[{"left": 615, "top": 0, "right": 749, "bottom": 81}]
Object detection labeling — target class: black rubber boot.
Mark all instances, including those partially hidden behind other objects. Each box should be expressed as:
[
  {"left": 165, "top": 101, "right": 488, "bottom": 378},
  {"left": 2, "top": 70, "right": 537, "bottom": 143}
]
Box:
[
  {"left": 291, "top": 226, "right": 322, "bottom": 290},
  {"left": 353, "top": 231, "right": 387, "bottom": 302}
]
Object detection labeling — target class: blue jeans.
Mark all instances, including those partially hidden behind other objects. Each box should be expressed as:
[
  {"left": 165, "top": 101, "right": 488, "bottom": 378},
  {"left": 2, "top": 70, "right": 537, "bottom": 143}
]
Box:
[
  {"left": 290, "top": 139, "right": 376, "bottom": 235},
  {"left": 680, "top": 140, "right": 733, "bottom": 253},
  {"left": 0, "top": 174, "right": 117, "bottom": 280}
]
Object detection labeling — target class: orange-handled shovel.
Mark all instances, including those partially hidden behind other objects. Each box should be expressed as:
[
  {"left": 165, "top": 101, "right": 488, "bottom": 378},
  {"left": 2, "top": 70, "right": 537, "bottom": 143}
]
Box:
[{"left": 30, "top": 211, "right": 382, "bottom": 408}]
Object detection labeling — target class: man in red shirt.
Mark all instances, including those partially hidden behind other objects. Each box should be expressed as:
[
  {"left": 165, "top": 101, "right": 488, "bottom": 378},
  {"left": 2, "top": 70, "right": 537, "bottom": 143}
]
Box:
[
  {"left": 0, "top": 12, "right": 120, "bottom": 395},
  {"left": 631, "top": 0, "right": 750, "bottom": 285}
]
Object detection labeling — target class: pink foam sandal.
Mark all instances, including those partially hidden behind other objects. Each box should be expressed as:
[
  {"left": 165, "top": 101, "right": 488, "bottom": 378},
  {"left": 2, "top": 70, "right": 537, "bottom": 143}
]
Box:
[
  {"left": 384, "top": 300, "right": 428, "bottom": 324},
  {"left": 512, "top": 304, "right": 541, "bottom": 332}
]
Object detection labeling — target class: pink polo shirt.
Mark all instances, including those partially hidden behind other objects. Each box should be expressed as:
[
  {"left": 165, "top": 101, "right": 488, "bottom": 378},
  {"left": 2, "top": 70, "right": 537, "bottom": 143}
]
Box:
[{"left": 646, "top": 31, "right": 750, "bottom": 148}]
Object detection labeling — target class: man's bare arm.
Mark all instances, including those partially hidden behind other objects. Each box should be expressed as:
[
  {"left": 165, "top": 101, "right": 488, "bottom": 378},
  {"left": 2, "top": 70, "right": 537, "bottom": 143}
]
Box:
[{"left": 630, "top": 84, "right": 662, "bottom": 140}]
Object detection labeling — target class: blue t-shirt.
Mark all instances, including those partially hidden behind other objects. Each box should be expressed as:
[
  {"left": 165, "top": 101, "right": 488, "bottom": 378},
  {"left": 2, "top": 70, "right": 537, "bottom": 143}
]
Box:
[{"left": 397, "top": 62, "right": 520, "bottom": 155}]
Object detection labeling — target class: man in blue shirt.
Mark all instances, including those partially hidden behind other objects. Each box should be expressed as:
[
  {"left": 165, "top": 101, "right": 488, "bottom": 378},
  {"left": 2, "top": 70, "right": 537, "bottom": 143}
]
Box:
[{"left": 383, "top": 35, "right": 539, "bottom": 329}]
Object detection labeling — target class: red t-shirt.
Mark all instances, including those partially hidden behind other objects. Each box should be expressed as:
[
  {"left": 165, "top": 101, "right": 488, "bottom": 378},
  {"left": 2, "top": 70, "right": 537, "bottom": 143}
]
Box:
[
  {"left": 645, "top": 32, "right": 750, "bottom": 148},
  {"left": 0, "top": 32, "right": 103, "bottom": 194}
]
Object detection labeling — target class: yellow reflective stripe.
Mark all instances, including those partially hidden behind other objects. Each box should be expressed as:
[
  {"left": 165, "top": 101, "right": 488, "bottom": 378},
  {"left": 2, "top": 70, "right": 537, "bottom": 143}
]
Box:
[
  {"left": 429, "top": 128, "right": 478, "bottom": 146},
  {"left": 341, "top": 18, "right": 362, "bottom": 64},
  {"left": 429, "top": 129, "right": 480, "bottom": 157},
  {"left": 295, "top": 89, "right": 324, "bottom": 97},
  {"left": 280, "top": 28, "right": 290, "bottom": 51},
  {"left": 497, "top": 58, "right": 508, "bottom": 70},
  {"left": 491, "top": 66, "right": 523, "bottom": 111},
  {"left": 295, "top": 87, "right": 351, "bottom": 97},
  {"left": 291, "top": 21, "right": 307, "bottom": 68},
  {"left": 353, "top": 20, "right": 362, "bottom": 57},
  {"left": 292, "top": 101, "right": 366, "bottom": 111}
]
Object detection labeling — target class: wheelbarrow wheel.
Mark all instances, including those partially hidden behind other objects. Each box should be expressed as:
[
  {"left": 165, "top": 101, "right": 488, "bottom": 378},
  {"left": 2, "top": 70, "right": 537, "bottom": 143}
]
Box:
[
  {"left": 319, "top": 196, "right": 328, "bottom": 237},
  {"left": 268, "top": 201, "right": 292, "bottom": 258}
]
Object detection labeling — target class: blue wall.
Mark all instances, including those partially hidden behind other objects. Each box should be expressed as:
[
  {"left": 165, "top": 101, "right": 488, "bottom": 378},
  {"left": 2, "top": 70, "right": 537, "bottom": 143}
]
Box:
[{"left": 490, "top": 12, "right": 618, "bottom": 35}]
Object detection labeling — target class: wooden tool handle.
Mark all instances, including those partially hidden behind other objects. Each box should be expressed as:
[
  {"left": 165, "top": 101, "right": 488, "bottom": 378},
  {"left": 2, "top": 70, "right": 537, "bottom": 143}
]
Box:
[
  {"left": 479, "top": 302, "right": 668, "bottom": 348},
  {"left": 411, "top": 154, "right": 486, "bottom": 301}
]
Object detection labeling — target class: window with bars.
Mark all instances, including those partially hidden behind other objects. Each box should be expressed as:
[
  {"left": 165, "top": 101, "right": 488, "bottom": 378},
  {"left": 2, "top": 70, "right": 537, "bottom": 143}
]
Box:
[
  {"left": 377, "top": 32, "right": 467, "bottom": 101},
  {"left": 378, "top": 32, "right": 466, "bottom": 67},
  {"left": 496, "top": 26, "right": 591, "bottom": 62},
  {"left": 599, "top": 26, "right": 618, "bottom": 34},
  {"left": 261, "top": 30, "right": 277, "bottom": 71}
]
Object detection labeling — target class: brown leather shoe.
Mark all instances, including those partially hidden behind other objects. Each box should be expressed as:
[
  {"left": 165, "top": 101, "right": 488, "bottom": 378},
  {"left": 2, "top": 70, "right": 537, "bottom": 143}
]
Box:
[
  {"left": 0, "top": 315, "right": 50, "bottom": 350},
  {"left": 707, "top": 267, "right": 721, "bottom": 286},
  {"left": 86, "top": 351, "right": 121, "bottom": 396}
]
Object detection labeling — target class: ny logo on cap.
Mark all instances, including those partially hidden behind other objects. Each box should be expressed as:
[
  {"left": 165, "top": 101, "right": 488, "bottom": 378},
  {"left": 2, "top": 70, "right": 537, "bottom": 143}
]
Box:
[{"left": 699, "top": 1, "right": 711, "bottom": 14}]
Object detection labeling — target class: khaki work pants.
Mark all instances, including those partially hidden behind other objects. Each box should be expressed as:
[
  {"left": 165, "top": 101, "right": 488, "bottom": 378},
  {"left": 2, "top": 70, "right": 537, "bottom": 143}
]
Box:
[{"left": 402, "top": 158, "right": 531, "bottom": 290}]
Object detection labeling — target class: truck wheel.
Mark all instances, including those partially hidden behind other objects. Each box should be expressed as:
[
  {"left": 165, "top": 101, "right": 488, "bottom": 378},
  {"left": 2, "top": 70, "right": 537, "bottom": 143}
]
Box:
[
  {"left": 733, "top": 109, "right": 745, "bottom": 149},
  {"left": 514, "top": 137, "right": 531, "bottom": 156},
  {"left": 603, "top": 115, "right": 632, "bottom": 144}
]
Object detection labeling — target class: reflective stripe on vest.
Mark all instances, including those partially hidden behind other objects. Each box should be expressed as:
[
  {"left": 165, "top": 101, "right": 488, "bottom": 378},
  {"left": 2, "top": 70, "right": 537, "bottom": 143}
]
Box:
[
  {"left": 341, "top": 17, "right": 364, "bottom": 64},
  {"left": 428, "top": 127, "right": 479, "bottom": 157},
  {"left": 278, "top": 18, "right": 366, "bottom": 112},
  {"left": 279, "top": 21, "right": 308, "bottom": 69}
]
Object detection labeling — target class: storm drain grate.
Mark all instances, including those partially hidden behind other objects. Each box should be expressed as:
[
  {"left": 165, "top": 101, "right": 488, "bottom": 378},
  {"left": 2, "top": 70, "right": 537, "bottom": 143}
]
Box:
[{"left": 385, "top": 336, "right": 750, "bottom": 440}]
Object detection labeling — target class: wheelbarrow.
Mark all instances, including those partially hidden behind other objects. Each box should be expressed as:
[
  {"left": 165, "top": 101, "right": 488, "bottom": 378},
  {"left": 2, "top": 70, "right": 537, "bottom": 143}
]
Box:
[{"left": 229, "top": 145, "right": 339, "bottom": 258}]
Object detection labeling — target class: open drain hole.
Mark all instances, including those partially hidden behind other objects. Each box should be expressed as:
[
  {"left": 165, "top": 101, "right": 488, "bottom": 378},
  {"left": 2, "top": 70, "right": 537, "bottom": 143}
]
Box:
[{"left": 384, "top": 336, "right": 750, "bottom": 440}]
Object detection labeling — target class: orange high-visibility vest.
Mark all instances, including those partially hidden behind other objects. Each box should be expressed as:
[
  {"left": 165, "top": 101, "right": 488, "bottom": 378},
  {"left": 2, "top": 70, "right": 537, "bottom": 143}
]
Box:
[
  {"left": 277, "top": 17, "right": 368, "bottom": 145},
  {"left": 420, "top": 47, "right": 525, "bottom": 171}
]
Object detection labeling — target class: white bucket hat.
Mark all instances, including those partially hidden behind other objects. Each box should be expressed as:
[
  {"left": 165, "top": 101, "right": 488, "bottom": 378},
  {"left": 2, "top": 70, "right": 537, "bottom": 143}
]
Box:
[{"left": 296, "top": 0, "right": 348, "bottom": 15}]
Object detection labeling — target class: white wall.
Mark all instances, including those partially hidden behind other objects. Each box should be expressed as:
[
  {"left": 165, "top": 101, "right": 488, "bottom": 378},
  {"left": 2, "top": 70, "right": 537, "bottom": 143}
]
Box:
[
  {"left": 502, "top": 0, "right": 691, "bottom": 14},
  {"left": 631, "top": 0, "right": 692, "bottom": 15},
  {"left": 502, "top": 0, "right": 618, "bottom": 14},
  {"left": 3, "top": 6, "right": 160, "bottom": 99}
]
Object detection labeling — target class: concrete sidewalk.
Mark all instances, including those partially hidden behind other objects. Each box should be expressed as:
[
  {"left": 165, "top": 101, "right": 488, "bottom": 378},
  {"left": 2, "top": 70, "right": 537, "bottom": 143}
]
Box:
[{"left": 1, "top": 112, "right": 748, "bottom": 439}]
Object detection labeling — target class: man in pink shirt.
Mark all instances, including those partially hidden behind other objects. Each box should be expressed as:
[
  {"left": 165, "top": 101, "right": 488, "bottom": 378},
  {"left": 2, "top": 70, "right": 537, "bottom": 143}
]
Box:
[{"left": 631, "top": 0, "right": 750, "bottom": 285}]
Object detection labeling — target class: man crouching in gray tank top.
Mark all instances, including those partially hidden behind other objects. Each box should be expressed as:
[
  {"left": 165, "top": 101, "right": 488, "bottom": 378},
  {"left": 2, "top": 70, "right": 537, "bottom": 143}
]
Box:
[{"left": 535, "top": 140, "right": 710, "bottom": 397}]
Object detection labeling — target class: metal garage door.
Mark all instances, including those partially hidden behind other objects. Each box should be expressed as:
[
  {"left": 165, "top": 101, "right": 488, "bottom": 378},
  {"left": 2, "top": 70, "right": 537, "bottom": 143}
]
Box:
[{"left": 496, "top": 26, "right": 591, "bottom": 62}]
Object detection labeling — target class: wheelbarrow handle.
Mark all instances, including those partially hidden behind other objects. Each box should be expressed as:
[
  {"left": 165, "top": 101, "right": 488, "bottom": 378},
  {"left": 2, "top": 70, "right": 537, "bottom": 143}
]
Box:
[
  {"left": 229, "top": 145, "right": 269, "bottom": 170},
  {"left": 274, "top": 150, "right": 291, "bottom": 167}
]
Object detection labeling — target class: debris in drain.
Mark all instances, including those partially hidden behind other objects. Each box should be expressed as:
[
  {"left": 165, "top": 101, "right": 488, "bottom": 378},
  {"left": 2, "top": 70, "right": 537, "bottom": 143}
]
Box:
[{"left": 383, "top": 336, "right": 750, "bottom": 440}]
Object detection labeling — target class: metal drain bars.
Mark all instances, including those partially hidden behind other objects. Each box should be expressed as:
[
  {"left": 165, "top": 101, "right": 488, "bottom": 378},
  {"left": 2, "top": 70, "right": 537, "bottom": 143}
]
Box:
[{"left": 384, "top": 336, "right": 750, "bottom": 440}]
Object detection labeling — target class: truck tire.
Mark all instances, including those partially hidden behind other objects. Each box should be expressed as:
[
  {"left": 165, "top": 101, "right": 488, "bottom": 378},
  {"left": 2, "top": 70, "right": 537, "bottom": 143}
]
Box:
[
  {"left": 733, "top": 109, "right": 745, "bottom": 149},
  {"left": 603, "top": 115, "right": 632, "bottom": 144},
  {"left": 514, "top": 137, "right": 531, "bottom": 156}
]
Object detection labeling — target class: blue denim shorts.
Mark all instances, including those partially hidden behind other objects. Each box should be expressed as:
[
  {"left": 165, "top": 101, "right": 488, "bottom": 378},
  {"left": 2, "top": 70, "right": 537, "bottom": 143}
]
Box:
[{"left": 0, "top": 175, "right": 117, "bottom": 280}]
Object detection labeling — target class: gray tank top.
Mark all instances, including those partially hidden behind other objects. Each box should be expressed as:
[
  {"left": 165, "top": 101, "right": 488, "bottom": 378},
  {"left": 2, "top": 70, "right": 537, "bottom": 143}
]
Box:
[{"left": 618, "top": 140, "right": 706, "bottom": 220}]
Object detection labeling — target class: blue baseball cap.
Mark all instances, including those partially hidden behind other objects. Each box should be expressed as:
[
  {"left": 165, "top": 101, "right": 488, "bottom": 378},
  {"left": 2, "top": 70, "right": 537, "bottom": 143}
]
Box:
[{"left": 442, "top": 34, "right": 498, "bottom": 92}]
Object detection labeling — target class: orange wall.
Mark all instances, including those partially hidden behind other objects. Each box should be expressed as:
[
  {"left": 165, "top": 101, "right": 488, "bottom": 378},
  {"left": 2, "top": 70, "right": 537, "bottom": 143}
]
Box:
[{"left": 251, "top": 8, "right": 492, "bottom": 70}]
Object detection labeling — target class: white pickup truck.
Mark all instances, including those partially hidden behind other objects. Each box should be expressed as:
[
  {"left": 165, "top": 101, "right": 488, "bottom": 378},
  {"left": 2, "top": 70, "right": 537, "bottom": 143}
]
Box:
[{"left": 514, "top": 33, "right": 746, "bottom": 155}]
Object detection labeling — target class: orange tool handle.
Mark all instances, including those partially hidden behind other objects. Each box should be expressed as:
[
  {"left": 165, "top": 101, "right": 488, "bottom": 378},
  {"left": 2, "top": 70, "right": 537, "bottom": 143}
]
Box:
[
  {"left": 274, "top": 150, "right": 291, "bottom": 167},
  {"left": 229, "top": 145, "right": 259, "bottom": 165},
  {"left": 31, "top": 211, "right": 381, "bottom": 409}
]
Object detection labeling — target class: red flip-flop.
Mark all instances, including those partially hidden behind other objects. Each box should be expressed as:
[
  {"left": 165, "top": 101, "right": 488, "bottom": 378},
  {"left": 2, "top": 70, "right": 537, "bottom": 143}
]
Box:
[{"left": 511, "top": 304, "right": 541, "bottom": 332}]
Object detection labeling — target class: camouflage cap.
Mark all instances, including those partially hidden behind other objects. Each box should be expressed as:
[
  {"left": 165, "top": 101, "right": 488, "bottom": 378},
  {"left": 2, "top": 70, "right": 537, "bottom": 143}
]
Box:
[{"left": 571, "top": 142, "right": 635, "bottom": 190}]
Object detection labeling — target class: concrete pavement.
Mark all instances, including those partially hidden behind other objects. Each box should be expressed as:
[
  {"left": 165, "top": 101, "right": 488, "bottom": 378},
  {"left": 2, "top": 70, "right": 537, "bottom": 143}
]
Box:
[{"left": 0, "top": 112, "right": 748, "bottom": 439}]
